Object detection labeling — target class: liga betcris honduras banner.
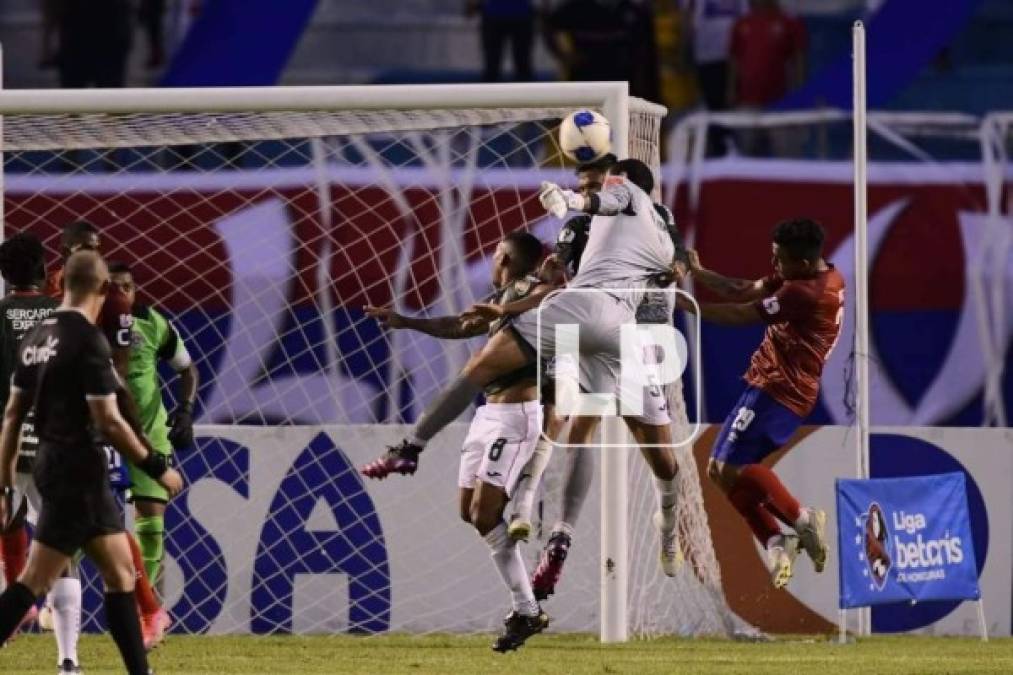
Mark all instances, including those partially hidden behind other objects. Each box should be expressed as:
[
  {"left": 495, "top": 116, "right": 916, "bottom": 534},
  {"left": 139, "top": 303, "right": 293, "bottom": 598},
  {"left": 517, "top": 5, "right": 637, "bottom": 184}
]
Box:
[{"left": 836, "top": 472, "right": 980, "bottom": 609}]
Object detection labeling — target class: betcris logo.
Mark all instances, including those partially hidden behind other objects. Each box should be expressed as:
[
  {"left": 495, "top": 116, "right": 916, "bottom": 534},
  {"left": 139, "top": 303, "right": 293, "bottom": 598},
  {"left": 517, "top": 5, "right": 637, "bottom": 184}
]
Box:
[{"left": 891, "top": 508, "right": 965, "bottom": 582}]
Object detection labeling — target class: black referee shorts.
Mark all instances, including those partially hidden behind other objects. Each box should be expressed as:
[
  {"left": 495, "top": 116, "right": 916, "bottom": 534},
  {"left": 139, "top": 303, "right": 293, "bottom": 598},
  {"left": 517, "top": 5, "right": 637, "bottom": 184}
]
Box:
[{"left": 34, "top": 483, "right": 124, "bottom": 557}]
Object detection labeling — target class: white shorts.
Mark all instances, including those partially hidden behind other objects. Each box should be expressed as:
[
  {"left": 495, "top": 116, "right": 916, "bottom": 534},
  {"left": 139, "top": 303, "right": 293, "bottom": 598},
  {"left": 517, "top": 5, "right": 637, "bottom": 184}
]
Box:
[
  {"left": 12, "top": 472, "right": 42, "bottom": 527},
  {"left": 511, "top": 290, "right": 633, "bottom": 396},
  {"left": 629, "top": 379, "right": 672, "bottom": 426},
  {"left": 458, "top": 401, "right": 543, "bottom": 497}
]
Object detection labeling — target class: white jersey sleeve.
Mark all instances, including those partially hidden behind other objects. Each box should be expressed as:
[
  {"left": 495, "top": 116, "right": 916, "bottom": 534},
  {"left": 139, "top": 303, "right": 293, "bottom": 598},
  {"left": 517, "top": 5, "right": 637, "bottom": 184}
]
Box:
[{"left": 569, "top": 176, "right": 676, "bottom": 310}]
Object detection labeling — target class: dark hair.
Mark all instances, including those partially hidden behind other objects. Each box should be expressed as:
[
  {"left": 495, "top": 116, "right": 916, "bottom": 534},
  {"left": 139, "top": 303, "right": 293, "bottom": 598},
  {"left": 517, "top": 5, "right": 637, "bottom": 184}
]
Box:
[
  {"left": 503, "top": 231, "right": 544, "bottom": 274},
  {"left": 576, "top": 152, "right": 617, "bottom": 175},
  {"left": 61, "top": 220, "right": 99, "bottom": 250},
  {"left": 772, "top": 218, "right": 825, "bottom": 263},
  {"left": 608, "top": 158, "right": 654, "bottom": 195},
  {"left": 107, "top": 260, "right": 132, "bottom": 276},
  {"left": 0, "top": 233, "right": 46, "bottom": 288}
]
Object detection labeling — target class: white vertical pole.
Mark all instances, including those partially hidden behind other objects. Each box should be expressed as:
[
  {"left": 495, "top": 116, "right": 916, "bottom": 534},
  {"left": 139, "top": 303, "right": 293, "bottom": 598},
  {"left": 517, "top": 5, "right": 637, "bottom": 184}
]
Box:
[
  {"left": 601, "top": 83, "right": 630, "bottom": 644},
  {"left": 852, "top": 21, "right": 872, "bottom": 638},
  {"left": 838, "top": 609, "right": 847, "bottom": 644},
  {"left": 977, "top": 599, "right": 989, "bottom": 642}
]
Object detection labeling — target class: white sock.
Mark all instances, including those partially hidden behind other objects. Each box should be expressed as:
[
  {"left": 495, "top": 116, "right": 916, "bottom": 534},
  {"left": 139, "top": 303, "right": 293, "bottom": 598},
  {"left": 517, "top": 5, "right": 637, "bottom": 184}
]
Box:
[
  {"left": 550, "top": 521, "right": 575, "bottom": 539},
  {"left": 512, "top": 438, "right": 554, "bottom": 523},
  {"left": 48, "top": 577, "right": 81, "bottom": 666},
  {"left": 484, "top": 522, "right": 538, "bottom": 616},
  {"left": 766, "top": 534, "right": 786, "bottom": 551},
  {"left": 655, "top": 477, "right": 679, "bottom": 528}
]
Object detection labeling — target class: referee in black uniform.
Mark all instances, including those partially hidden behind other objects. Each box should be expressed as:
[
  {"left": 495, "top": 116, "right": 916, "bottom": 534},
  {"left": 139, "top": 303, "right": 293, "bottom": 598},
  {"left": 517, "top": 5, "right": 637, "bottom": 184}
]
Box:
[{"left": 0, "top": 250, "right": 182, "bottom": 674}]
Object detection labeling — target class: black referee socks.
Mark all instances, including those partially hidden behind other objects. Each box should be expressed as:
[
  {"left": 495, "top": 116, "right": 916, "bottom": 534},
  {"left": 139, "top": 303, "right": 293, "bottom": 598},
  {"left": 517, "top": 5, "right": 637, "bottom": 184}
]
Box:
[
  {"left": 0, "top": 581, "right": 37, "bottom": 645},
  {"left": 105, "top": 590, "right": 150, "bottom": 675}
]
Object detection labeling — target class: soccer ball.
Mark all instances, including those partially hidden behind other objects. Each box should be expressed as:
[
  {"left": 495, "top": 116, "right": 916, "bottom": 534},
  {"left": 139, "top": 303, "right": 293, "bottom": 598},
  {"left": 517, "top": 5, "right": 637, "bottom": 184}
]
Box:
[{"left": 558, "top": 110, "right": 612, "bottom": 163}]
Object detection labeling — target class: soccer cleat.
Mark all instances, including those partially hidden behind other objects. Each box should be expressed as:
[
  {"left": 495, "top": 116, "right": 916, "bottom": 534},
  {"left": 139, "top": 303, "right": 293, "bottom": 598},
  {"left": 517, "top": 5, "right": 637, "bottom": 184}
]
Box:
[
  {"left": 653, "top": 510, "right": 683, "bottom": 577},
  {"left": 360, "top": 440, "right": 422, "bottom": 480},
  {"left": 766, "top": 535, "right": 800, "bottom": 590},
  {"left": 531, "top": 531, "right": 571, "bottom": 601},
  {"left": 491, "top": 609, "right": 549, "bottom": 652},
  {"left": 58, "top": 658, "right": 82, "bottom": 674},
  {"left": 507, "top": 515, "right": 531, "bottom": 542},
  {"left": 796, "top": 508, "right": 829, "bottom": 573},
  {"left": 141, "top": 608, "right": 171, "bottom": 651}
]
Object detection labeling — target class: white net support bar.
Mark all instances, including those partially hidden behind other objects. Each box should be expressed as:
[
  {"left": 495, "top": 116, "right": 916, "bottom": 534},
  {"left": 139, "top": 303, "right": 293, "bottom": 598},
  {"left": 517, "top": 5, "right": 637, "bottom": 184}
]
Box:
[{"left": 0, "top": 84, "right": 739, "bottom": 638}]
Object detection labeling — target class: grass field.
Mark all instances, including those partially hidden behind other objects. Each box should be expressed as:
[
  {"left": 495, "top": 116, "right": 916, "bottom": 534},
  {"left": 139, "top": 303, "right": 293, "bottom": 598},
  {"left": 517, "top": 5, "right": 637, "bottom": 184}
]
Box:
[{"left": 3, "top": 634, "right": 1011, "bottom": 674}]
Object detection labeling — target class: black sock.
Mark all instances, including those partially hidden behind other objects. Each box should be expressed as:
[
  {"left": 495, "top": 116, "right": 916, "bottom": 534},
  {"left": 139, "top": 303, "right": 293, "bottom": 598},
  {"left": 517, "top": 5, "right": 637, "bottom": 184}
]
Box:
[
  {"left": 105, "top": 591, "right": 149, "bottom": 675},
  {"left": 0, "top": 581, "right": 37, "bottom": 644}
]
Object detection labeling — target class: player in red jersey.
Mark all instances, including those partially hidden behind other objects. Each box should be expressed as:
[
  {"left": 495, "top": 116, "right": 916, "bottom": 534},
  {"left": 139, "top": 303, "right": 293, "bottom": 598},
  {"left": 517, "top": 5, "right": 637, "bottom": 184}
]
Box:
[
  {"left": 46, "top": 221, "right": 171, "bottom": 650},
  {"left": 680, "top": 218, "right": 845, "bottom": 589}
]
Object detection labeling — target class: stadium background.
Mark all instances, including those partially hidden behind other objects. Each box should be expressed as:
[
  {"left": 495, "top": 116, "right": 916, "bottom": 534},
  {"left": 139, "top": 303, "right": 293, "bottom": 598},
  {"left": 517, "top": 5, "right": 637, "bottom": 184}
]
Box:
[{"left": 0, "top": 0, "right": 1011, "bottom": 643}]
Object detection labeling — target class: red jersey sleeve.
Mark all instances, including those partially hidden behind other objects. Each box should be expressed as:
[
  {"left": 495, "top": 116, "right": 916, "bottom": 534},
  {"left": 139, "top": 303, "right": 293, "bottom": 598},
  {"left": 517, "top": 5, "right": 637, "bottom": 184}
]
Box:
[
  {"left": 759, "top": 273, "right": 784, "bottom": 295},
  {"left": 99, "top": 287, "right": 134, "bottom": 350},
  {"left": 753, "top": 280, "right": 816, "bottom": 324}
]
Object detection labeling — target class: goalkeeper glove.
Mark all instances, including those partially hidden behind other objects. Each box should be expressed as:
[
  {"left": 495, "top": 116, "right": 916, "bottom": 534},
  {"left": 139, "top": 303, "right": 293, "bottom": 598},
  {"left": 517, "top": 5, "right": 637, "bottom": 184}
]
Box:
[
  {"left": 539, "top": 181, "right": 585, "bottom": 218},
  {"left": 167, "top": 403, "right": 195, "bottom": 450}
]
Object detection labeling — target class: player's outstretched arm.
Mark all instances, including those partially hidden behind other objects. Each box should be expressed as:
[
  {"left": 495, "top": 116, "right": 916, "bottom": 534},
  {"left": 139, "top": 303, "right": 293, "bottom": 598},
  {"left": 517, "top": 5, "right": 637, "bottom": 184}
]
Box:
[
  {"left": 88, "top": 395, "right": 183, "bottom": 497},
  {"left": 464, "top": 282, "right": 557, "bottom": 321},
  {"left": 686, "top": 250, "right": 766, "bottom": 301},
  {"left": 364, "top": 305, "right": 487, "bottom": 340},
  {"left": 677, "top": 294, "right": 762, "bottom": 326}
]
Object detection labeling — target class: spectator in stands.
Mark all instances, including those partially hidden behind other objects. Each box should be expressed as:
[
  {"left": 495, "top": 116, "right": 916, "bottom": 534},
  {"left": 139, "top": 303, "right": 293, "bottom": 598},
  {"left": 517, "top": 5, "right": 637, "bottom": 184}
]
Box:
[
  {"left": 467, "top": 0, "right": 537, "bottom": 82},
  {"left": 729, "top": 0, "right": 807, "bottom": 154},
  {"left": 545, "top": 0, "right": 659, "bottom": 102},
  {"left": 729, "top": 0, "right": 806, "bottom": 108},
  {"left": 56, "top": 0, "right": 134, "bottom": 88},
  {"left": 139, "top": 0, "right": 167, "bottom": 70},
  {"left": 680, "top": 0, "right": 747, "bottom": 154}
]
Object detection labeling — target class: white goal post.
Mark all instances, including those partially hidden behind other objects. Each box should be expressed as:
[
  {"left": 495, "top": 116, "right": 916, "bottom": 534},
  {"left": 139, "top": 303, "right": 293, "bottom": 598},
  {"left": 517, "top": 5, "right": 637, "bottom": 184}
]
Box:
[{"left": 0, "top": 81, "right": 738, "bottom": 640}]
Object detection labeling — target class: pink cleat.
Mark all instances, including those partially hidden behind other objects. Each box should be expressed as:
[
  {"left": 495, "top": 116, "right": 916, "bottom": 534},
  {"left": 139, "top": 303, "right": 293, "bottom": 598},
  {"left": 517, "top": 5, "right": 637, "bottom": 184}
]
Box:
[
  {"left": 142, "top": 607, "right": 170, "bottom": 651},
  {"left": 360, "top": 440, "right": 422, "bottom": 480},
  {"left": 531, "top": 532, "right": 571, "bottom": 601}
]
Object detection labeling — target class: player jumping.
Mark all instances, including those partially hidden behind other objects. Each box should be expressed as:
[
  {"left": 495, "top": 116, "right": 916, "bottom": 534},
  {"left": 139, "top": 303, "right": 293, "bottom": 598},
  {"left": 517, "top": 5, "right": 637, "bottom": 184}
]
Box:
[
  {"left": 0, "top": 250, "right": 183, "bottom": 675},
  {"left": 365, "top": 231, "right": 551, "bottom": 652},
  {"left": 108, "top": 262, "right": 198, "bottom": 587},
  {"left": 483, "top": 155, "right": 687, "bottom": 599},
  {"left": 679, "top": 218, "right": 844, "bottom": 588},
  {"left": 361, "top": 160, "right": 678, "bottom": 542}
]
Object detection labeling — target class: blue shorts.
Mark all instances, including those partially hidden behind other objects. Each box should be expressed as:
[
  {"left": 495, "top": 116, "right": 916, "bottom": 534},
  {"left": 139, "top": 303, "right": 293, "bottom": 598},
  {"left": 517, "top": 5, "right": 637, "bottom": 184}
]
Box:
[{"left": 711, "top": 387, "right": 803, "bottom": 466}]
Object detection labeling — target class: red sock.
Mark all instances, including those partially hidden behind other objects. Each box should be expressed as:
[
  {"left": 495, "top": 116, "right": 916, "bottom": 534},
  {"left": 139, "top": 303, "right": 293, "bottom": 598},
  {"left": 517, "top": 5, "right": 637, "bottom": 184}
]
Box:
[
  {"left": 737, "top": 464, "right": 802, "bottom": 526},
  {"left": 728, "top": 483, "right": 782, "bottom": 544},
  {"left": 0, "top": 526, "right": 29, "bottom": 585},
  {"left": 128, "top": 534, "right": 161, "bottom": 615}
]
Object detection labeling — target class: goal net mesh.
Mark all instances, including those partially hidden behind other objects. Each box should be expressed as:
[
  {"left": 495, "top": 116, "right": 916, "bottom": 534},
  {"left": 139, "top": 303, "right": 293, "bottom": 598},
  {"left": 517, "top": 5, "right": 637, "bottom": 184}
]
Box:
[{"left": 1, "top": 100, "right": 739, "bottom": 637}]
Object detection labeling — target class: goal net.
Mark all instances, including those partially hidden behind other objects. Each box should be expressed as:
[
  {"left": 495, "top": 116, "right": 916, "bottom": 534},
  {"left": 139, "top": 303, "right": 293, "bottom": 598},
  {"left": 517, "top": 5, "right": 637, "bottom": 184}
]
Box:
[{"left": 0, "top": 84, "right": 739, "bottom": 637}]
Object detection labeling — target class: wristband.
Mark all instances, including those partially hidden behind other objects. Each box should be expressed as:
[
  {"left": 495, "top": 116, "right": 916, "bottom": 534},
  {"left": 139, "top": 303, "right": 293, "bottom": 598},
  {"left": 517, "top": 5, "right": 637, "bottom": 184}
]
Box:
[{"left": 137, "top": 452, "right": 169, "bottom": 479}]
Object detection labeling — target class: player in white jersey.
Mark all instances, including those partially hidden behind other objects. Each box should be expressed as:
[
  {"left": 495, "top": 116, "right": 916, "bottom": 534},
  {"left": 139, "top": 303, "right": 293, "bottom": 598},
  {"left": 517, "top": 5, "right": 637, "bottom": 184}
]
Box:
[
  {"left": 485, "top": 156, "right": 687, "bottom": 599},
  {"left": 365, "top": 231, "right": 551, "bottom": 652},
  {"left": 361, "top": 160, "right": 682, "bottom": 513}
]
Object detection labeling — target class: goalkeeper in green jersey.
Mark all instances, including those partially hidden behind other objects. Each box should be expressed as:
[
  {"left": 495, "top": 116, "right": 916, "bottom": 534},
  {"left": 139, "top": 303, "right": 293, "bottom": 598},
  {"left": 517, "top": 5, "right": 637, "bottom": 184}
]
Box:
[{"left": 109, "top": 261, "right": 199, "bottom": 584}]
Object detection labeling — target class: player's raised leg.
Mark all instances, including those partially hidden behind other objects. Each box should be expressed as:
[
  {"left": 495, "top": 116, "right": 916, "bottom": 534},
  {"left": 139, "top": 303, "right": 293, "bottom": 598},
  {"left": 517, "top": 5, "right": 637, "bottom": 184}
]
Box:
[
  {"left": 625, "top": 414, "right": 682, "bottom": 576},
  {"left": 530, "top": 414, "right": 597, "bottom": 600}
]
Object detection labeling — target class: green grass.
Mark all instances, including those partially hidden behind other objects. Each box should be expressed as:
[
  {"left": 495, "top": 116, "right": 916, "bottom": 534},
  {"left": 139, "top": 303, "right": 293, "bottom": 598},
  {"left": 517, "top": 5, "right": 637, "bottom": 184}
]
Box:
[{"left": 3, "top": 633, "right": 1011, "bottom": 674}]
